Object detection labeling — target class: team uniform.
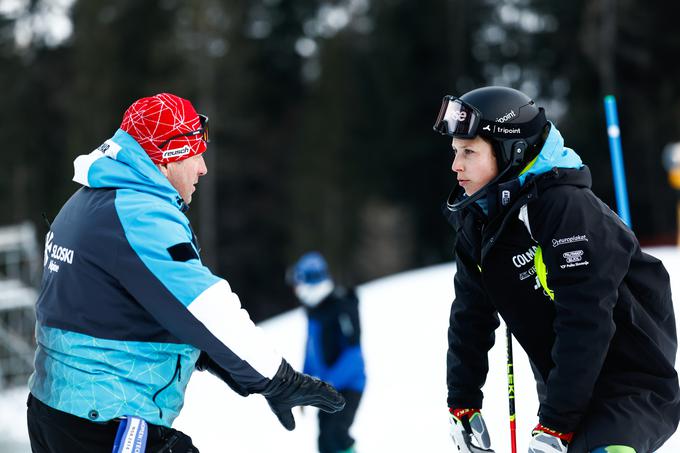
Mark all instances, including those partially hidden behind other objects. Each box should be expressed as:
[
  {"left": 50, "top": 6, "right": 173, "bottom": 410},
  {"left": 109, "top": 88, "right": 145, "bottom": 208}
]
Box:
[
  {"left": 444, "top": 124, "right": 680, "bottom": 452},
  {"left": 28, "top": 128, "right": 283, "bottom": 451}
]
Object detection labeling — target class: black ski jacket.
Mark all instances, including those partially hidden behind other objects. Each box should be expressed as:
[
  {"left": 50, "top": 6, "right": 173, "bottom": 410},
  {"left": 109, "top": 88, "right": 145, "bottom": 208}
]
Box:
[{"left": 445, "top": 164, "right": 680, "bottom": 451}]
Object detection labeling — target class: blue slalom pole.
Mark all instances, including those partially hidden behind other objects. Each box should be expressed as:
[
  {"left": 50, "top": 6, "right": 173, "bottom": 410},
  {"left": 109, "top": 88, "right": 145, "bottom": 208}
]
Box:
[{"left": 604, "top": 95, "right": 632, "bottom": 227}]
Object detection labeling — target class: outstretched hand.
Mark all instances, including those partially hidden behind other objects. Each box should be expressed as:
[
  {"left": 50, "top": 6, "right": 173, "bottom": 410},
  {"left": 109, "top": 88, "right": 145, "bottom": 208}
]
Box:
[{"left": 262, "top": 359, "right": 346, "bottom": 430}]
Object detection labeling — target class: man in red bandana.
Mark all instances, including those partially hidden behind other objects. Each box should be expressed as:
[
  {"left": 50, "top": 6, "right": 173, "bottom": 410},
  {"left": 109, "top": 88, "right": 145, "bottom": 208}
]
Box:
[{"left": 27, "top": 93, "right": 345, "bottom": 453}]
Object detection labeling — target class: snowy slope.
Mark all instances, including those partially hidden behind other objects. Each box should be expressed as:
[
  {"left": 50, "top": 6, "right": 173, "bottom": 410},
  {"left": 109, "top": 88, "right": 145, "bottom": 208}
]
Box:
[
  {"left": 177, "top": 247, "right": 680, "bottom": 452},
  {"left": 2, "top": 247, "right": 680, "bottom": 452}
]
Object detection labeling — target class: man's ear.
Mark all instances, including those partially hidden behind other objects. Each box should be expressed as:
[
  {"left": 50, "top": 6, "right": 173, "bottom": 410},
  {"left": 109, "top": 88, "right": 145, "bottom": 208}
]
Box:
[{"left": 156, "top": 163, "right": 169, "bottom": 176}]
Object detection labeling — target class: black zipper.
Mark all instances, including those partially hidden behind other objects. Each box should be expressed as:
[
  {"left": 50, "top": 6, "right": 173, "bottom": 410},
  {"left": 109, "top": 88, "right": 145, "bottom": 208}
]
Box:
[{"left": 152, "top": 355, "right": 182, "bottom": 420}]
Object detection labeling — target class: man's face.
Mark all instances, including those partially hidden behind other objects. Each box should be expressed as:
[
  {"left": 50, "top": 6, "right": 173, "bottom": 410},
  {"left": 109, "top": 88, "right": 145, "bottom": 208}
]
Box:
[
  {"left": 158, "top": 154, "right": 208, "bottom": 204},
  {"left": 451, "top": 136, "right": 498, "bottom": 196}
]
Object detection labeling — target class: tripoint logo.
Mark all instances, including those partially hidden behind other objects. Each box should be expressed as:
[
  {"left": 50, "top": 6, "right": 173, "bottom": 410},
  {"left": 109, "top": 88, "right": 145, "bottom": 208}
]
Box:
[
  {"left": 162, "top": 145, "right": 191, "bottom": 160},
  {"left": 497, "top": 126, "right": 521, "bottom": 134},
  {"left": 496, "top": 110, "right": 516, "bottom": 123}
]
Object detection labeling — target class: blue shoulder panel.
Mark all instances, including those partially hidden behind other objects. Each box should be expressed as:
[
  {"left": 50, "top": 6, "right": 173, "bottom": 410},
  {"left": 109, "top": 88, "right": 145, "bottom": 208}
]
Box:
[{"left": 114, "top": 189, "right": 220, "bottom": 307}]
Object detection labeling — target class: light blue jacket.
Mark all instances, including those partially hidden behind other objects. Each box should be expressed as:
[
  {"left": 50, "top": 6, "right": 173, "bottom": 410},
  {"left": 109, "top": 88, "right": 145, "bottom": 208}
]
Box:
[{"left": 29, "top": 129, "right": 282, "bottom": 426}]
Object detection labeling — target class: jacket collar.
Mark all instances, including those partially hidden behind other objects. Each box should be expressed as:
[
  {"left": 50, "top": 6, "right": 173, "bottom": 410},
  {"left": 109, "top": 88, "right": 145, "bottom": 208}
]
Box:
[{"left": 72, "top": 129, "right": 187, "bottom": 211}]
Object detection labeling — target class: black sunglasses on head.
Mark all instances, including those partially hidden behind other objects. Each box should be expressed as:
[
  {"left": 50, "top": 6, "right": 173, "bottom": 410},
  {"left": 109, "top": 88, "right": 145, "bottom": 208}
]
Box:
[{"left": 157, "top": 114, "right": 210, "bottom": 150}]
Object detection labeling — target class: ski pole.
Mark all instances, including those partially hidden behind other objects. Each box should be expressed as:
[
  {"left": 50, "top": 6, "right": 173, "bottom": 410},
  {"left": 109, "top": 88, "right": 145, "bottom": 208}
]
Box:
[{"left": 507, "top": 326, "right": 517, "bottom": 453}]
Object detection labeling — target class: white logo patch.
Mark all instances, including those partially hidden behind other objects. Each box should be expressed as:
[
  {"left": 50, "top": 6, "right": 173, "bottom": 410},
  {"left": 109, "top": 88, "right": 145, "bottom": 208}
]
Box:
[
  {"left": 560, "top": 249, "right": 589, "bottom": 269},
  {"left": 497, "top": 126, "right": 521, "bottom": 134},
  {"left": 501, "top": 190, "right": 511, "bottom": 206},
  {"left": 162, "top": 145, "right": 191, "bottom": 160},
  {"left": 96, "top": 139, "right": 122, "bottom": 159},
  {"left": 563, "top": 250, "right": 583, "bottom": 263},
  {"left": 496, "top": 110, "right": 516, "bottom": 123},
  {"left": 519, "top": 266, "right": 536, "bottom": 281},
  {"left": 445, "top": 109, "right": 468, "bottom": 122},
  {"left": 512, "top": 245, "right": 538, "bottom": 268},
  {"left": 43, "top": 231, "right": 75, "bottom": 273},
  {"left": 552, "top": 234, "right": 588, "bottom": 248}
]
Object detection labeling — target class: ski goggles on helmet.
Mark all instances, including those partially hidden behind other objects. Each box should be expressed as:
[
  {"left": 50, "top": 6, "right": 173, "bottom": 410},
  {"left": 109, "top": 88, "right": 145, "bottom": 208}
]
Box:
[
  {"left": 158, "top": 113, "right": 210, "bottom": 150},
  {"left": 433, "top": 95, "right": 546, "bottom": 140}
]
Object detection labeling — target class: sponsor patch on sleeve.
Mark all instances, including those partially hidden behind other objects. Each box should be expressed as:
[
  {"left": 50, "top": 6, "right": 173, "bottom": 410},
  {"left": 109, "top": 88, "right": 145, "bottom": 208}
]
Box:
[
  {"left": 560, "top": 249, "right": 589, "bottom": 269},
  {"left": 167, "top": 242, "right": 199, "bottom": 262},
  {"left": 552, "top": 234, "right": 588, "bottom": 248}
]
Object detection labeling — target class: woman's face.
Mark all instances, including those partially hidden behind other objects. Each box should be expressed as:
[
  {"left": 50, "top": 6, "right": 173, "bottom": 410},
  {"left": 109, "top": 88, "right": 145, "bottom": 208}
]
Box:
[{"left": 451, "top": 136, "right": 499, "bottom": 196}]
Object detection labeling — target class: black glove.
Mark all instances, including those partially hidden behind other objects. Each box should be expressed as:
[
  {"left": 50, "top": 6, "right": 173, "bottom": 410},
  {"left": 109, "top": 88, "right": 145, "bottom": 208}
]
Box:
[
  {"left": 261, "top": 359, "right": 346, "bottom": 431},
  {"left": 195, "top": 352, "right": 250, "bottom": 397}
]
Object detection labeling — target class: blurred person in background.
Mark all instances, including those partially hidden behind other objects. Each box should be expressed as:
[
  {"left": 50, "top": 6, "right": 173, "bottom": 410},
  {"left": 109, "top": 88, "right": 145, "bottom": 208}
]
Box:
[
  {"left": 27, "top": 93, "right": 344, "bottom": 453},
  {"left": 288, "top": 252, "right": 366, "bottom": 453},
  {"left": 432, "top": 86, "right": 680, "bottom": 453}
]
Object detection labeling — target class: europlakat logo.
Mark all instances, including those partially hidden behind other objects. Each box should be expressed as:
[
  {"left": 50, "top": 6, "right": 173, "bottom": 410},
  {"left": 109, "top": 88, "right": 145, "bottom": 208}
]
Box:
[{"left": 552, "top": 234, "right": 588, "bottom": 247}]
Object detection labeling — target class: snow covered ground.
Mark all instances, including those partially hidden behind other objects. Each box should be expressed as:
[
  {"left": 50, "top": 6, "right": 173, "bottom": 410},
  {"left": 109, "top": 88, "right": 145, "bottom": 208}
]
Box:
[{"left": 2, "top": 247, "right": 680, "bottom": 452}]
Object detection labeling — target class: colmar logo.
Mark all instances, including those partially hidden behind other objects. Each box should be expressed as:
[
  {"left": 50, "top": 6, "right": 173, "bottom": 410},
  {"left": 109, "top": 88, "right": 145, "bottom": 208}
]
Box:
[{"left": 512, "top": 245, "right": 538, "bottom": 268}]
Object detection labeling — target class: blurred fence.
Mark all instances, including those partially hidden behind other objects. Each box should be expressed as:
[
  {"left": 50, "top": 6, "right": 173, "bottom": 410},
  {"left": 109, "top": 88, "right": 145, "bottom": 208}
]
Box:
[{"left": 0, "top": 222, "right": 39, "bottom": 388}]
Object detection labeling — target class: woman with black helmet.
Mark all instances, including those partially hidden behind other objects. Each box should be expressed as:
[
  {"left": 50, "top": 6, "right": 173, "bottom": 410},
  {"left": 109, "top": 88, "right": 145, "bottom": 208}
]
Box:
[{"left": 434, "top": 86, "right": 680, "bottom": 453}]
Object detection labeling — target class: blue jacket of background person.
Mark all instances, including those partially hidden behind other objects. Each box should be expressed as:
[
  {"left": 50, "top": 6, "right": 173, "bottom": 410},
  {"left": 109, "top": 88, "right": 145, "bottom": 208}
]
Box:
[{"left": 303, "top": 286, "right": 366, "bottom": 393}]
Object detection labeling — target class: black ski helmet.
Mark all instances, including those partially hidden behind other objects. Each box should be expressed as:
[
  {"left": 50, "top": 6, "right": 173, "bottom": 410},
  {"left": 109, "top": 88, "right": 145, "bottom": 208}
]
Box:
[{"left": 433, "top": 86, "right": 549, "bottom": 210}]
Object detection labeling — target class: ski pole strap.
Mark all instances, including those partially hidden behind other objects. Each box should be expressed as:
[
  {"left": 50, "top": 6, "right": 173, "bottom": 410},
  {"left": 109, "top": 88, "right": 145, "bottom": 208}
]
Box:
[
  {"left": 532, "top": 423, "right": 574, "bottom": 442},
  {"left": 112, "top": 416, "right": 149, "bottom": 453}
]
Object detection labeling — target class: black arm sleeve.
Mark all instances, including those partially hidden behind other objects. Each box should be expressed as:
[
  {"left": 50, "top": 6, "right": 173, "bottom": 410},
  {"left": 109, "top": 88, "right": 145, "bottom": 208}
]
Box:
[
  {"left": 195, "top": 351, "right": 251, "bottom": 397},
  {"left": 447, "top": 246, "right": 500, "bottom": 409},
  {"left": 529, "top": 186, "right": 637, "bottom": 432},
  {"left": 339, "top": 289, "right": 361, "bottom": 346}
]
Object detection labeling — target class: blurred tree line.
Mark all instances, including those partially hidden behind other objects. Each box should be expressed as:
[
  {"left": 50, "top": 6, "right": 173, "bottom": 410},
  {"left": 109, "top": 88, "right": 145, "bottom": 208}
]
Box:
[{"left": 1, "top": 0, "right": 679, "bottom": 320}]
